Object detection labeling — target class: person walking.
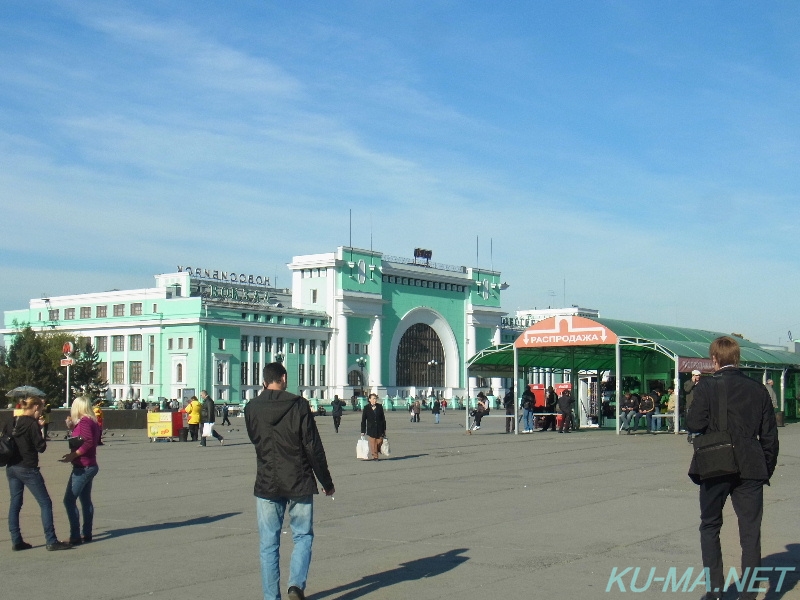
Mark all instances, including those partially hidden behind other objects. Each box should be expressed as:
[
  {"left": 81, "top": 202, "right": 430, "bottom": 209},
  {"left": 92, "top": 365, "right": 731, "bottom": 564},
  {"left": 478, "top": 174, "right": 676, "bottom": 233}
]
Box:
[
  {"left": 199, "top": 390, "right": 224, "bottom": 446},
  {"left": 185, "top": 396, "right": 202, "bottom": 442},
  {"left": 432, "top": 397, "right": 441, "bottom": 424},
  {"left": 245, "top": 362, "right": 334, "bottom": 600},
  {"left": 687, "top": 336, "right": 778, "bottom": 600},
  {"left": 221, "top": 403, "right": 231, "bottom": 426},
  {"left": 685, "top": 369, "right": 701, "bottom": 442},
  {"left": 361, "top": 394, "right": 387, "bottom": 460},
  {"left": 60, "top": 396, "right": 102, "bottom": 545},
  {"left": 331, "top": 395, "right": 346, "bottom": 433},
  {"left": 540, "top": 386, "right": 558, "bottom": 432},
  {"left": 3, "top": 396, "right": 72, "bottom": 551}
]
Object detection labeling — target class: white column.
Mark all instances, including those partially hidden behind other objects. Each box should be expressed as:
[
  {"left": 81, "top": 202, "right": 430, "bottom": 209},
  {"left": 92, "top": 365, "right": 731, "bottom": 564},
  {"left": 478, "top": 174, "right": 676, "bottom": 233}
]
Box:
[
  {"left": 248, "top": 337, "right": 254, "bottom": 400},
  {"left": 336, "top": 308, "right": 349, "bottom": 391},
  {"left": 371, "top": 316, "right": 382, "bottom": 387},
  {"left": 467, "top": 320, "right": 477, "bottom": 394}
]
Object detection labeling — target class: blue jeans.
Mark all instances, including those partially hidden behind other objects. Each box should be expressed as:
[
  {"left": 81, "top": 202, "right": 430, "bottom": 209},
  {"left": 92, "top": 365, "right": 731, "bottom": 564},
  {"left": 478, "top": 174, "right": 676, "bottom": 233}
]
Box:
[
  {"left": 63, "top": 464, "right": 99, "bottom": 540},
  {"left": 6, "top": 464, "right": 58, "bottom": 545},
  {"left": 434, "top": 413, "right": 440, "bottom": 424},
  {"left": 621, "top": 411, "right": 640, "bottom": 430},
  {"left": 651, "top": 409, "right": 662, "bottom": 431},
  {"left": 523, "top": 409, "right": 534, "bottom": 431},
  {"left": 256, "top": 495, "right": 314, "bottom": 600}
]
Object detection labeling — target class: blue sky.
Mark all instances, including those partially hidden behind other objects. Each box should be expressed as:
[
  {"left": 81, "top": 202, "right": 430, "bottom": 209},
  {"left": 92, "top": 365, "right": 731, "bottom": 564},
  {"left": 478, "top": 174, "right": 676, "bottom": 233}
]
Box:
[{"left": 1, "top": 1, "right": 799, "bottom": 345}]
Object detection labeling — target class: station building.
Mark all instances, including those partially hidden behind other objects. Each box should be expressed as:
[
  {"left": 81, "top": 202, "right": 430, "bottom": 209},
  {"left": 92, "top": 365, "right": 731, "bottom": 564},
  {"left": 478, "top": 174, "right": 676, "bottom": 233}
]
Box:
[{"left": 2, "top": 247, "right": 507, "bottom": 406}]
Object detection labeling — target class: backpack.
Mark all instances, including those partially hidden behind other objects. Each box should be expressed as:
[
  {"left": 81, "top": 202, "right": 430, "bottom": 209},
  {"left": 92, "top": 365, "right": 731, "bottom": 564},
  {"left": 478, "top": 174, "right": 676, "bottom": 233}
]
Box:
[{"left": 0, "top": 419, "right": 20, "bottom": 467}]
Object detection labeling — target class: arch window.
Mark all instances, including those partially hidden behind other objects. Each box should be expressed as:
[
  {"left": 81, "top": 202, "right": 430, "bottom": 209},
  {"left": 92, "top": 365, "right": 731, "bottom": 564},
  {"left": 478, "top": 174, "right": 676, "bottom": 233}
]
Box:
[{"left": 395, "top": 323, "right": 445, "bottom": 387}]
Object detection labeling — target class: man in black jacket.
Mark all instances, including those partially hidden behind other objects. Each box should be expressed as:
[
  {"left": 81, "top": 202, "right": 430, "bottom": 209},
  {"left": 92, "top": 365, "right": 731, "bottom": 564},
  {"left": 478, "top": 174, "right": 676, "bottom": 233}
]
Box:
[
  {"left": 687, "top": 336, "right": 779, "bottom": 600},
  {"left": 557, "top": 389, "right": 574, "bottom": 433},
  {"left": 199, "top": 390, "right": 224, "bottom": 447},
  {"left": 245, "top": 362, "right": 334, "bottom": 600}
]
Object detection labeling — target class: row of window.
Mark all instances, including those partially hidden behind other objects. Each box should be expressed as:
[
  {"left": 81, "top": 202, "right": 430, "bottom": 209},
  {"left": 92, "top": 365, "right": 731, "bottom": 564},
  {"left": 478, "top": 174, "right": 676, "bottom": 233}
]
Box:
[
  {"left": 382, "top": 275, "right": 466, "bottom": 292},
  {"left": 239, "top": 312, "right": 327, "bottom": 327},
  {"left": 49, "top": 302, "right": 154, "bottom": 322},
  {"left": 347, "top": 343, "right": 368, "bottom": 355},
  {"left": 240, "top": 363, "right": 327, "bottom": 387},
  {"left": 238, "top": 336, "right": 328, "bottom": 355}
]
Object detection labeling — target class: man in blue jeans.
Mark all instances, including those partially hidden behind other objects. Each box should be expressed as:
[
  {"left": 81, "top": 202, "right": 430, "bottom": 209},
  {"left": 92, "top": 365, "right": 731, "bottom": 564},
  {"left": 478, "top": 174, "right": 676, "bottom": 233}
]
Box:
[{"left": 245, "top": 362, "right": 335, "bottom": 600}]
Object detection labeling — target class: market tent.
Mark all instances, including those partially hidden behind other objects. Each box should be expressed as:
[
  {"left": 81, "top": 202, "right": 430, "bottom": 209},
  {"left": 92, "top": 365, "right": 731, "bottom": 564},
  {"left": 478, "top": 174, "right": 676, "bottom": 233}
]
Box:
[{"left": 467, "top": 316, "right": 800, "bottom": 434}]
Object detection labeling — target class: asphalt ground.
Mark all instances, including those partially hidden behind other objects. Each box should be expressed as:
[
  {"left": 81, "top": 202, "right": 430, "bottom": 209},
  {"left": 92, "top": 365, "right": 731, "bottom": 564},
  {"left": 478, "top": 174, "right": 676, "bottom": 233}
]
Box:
[{"left": 1, "top": 409, "right": 798, "bottom": 600}]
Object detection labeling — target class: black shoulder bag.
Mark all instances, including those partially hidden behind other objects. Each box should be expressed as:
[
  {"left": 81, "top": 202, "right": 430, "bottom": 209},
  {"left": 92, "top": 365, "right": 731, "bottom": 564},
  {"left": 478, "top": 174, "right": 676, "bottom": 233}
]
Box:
[
  {"left": 0, "top": 418, "right": 20, "bottom": 466},
  {"left": 692, "top": 377, "right": 739, "bottom": 480}
]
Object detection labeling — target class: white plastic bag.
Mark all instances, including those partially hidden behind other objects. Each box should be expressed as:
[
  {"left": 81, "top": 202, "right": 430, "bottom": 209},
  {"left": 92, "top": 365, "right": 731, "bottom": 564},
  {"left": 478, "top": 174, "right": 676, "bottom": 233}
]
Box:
[{"left": 356, "top": 437, "right": 370, "bottom": 460}]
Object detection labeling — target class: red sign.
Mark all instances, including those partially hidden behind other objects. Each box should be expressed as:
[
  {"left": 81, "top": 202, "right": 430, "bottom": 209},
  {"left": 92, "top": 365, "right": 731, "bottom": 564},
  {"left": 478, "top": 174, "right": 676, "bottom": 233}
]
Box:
[
  {"left": 515, "top": 316, "right": 618, "bottom": 348},
  {"left": 60, "top": 358, "right": 74, "bottom": 367},
  {"left": 678, "top": 357, "right": 714, "bottom": 373},
  {"left": 62, "top": 342, "right": 74, "bottom": 355}
]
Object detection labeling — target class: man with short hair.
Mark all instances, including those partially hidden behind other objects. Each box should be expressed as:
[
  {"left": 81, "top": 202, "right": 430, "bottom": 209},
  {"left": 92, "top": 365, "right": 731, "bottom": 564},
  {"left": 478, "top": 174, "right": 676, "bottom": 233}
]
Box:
[
  {"left": 245, "top": 362, "right": 335, "bottom": 600},
  {"left": 765, "top": 379, "right": 778, "bottom": 410},
  {"left": 687, "top": 336, "right": 778, "bottom": 600},
  {"left": 557, "top": 389, "right": 574, "bottom": 433},
  {"left": 199, "top": 390, "right": 224, "bottom": 446},
  {"left": 619, "top": 391, "right": 640, "bottom": 434}
]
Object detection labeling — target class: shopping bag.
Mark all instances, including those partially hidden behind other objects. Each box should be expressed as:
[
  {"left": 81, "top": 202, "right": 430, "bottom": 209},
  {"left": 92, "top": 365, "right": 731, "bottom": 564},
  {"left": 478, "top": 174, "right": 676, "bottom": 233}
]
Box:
[
  {"left": 356, "top": 437, "right": 370, "bottom": 460},
  {"left": 202, "top": 423, "right": 214, "bottom": 438},
  {"left": 379, "top": 437, "right": 390, "bottom": 457}
]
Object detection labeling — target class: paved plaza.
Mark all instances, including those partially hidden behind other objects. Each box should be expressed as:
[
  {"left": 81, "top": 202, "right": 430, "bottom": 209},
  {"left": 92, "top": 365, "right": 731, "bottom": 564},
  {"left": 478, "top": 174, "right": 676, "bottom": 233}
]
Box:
[{"left": 2, "top": 410, "right": 798, "bottom": 600}]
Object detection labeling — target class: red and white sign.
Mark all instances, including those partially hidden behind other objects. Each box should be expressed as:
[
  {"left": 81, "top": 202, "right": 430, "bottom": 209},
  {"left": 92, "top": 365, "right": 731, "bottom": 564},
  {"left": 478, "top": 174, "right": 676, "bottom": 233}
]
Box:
[
  {"left": 514, "top": 316, "right": 618, "bottom": 348},
  {"left": 63, "top": 342, "right": 74, "bottom": 355},
  {"left": 60, "top": 358, "right": 74, "bottom": 367}
]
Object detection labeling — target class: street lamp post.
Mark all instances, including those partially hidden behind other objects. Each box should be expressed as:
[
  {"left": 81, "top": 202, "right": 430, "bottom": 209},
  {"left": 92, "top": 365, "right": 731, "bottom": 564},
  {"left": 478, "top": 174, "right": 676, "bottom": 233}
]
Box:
[
  {"left": 427, "top": 359, "right": 439, "bottom": 389},
  {"left": 356, "top": 356, "right": 367, "bottom": 394}
]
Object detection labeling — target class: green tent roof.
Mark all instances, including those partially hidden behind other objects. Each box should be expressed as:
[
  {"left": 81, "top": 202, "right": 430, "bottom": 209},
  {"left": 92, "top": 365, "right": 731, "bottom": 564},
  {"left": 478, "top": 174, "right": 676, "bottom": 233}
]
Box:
[{"left": 467, "top": 317, "right": 800, "bottom": 376}]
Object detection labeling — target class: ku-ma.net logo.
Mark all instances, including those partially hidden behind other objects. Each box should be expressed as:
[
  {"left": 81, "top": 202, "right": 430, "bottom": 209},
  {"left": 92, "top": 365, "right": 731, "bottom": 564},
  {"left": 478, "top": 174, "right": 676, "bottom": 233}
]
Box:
[{"left": 606, "top": 566, "right": 795, "bottom": 594}]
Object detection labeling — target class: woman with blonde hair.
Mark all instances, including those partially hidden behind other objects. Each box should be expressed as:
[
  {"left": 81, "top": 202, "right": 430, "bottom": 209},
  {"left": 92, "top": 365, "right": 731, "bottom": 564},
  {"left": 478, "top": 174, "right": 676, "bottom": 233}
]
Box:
[
  {"left": 3, "top": 395, "right": 72, "bottom": 551},
  {"left": 60, "top": 395, "right": 102, "bottom": 545}
]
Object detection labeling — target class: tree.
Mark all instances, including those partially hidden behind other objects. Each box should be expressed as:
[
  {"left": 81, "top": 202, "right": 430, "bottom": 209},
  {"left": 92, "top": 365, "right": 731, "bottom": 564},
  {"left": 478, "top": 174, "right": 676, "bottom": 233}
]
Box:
[{"left": 72, "top": 341, "right": 108, "bottom": 400}]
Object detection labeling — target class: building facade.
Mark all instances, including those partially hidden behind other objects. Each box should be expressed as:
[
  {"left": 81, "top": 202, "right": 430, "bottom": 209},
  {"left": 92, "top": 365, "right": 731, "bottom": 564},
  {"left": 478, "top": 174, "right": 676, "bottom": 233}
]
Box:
[{"left": 3, "top": 247, "right": 507, "bottom": 404}]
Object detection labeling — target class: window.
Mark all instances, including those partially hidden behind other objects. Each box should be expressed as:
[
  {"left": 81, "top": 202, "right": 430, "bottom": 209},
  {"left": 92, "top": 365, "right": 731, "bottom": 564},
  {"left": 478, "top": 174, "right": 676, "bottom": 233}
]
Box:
[
  {"left": 241, "top": 362, "right": 249, "bottom": 385},
  {"left": 253, "top": 362, "right": 260, "bottom": 385},
  {"left": 112, "top": 335, "right": 124, "bottom": 352},
  {"left": 253, "top": 336, "right": 261, "bottom": 352},
  {"left": 130, "top": 303, "right": 142, "bottom": 316},
  {"left": 299, "top": 339, "right": 305, "bottom": 354},
  {"left": 112, "top": 361, "right": 124, "bottom": 384},
  {"left": 309, "top": 365, "right": 315, "bottom": 386},
  {"left": 320, "top": 365, "right": 326, "bottom": 386},
  {"left": 176, "top": 363, "right": 183, "bottom": 383},
  {"left": 298, "top": 364, "right": 305, "bottom": 385},
  {"left": 80, "top": 307, "right": 91, "bottom": 319},
  {"left": 129, "top": 334, "right": 142, "bottom": 351},
  {"left": 178, "top": 338, "right": 183, "bottom": 350},
  {"left": 188, "top": 338, "right": 193, "bottom": 349},
  {"left": 241, "top": 335, "right": 249, "bottom": 351},
  {"left": 153, "top": 304, "right": 158, "bottom": 313},
  {"left": 113, "top": 304, "right": 125, "bottom": 317},
  {"left": 311, "top": 289, "right": 318, "bottom": 303},
  {"left": 277, "top": 316, "right": 284, "bottom": 324},
  {"left": 64, "top": 308, "right": 75, "bottom": 320},
  {"left": 276, "top": 338, "right": 284, "bottom": 352},
  {"left": 95, "top": 336, "right": 108, "bottom": 352},
  {"left": 130, "top": 361, "right": 142, "bottom": 384},
  {"left": 218, "top": 338, "right": 225, "bottom": 351},
  {"left": 77, "top": 336, "right": 90, "bottom": 351},
  {"left": 265, "top": 337, "right": 272, "bottom": 353},
  {"left": 168, "top": 338, "right": 174, "bottom": 350},
  {"left": 96, "top": 306, "right": 107, "bottom": 318},
  {"left": 321, "top": 341, "right": 327, "bottom": 356},
  {"left": 309, "top": 340, "right": 316, "bottom": 354},
  {"left": 98, "top": 362, "right": 107, "bottom": 381},
  {"left": 48, "top": 309, "right": 59, "bottom": 321},
  {"left": 288, "top": 342, "right": 295, "bottom": 354},
  {"left": 347, "top": 343, "right": 352, "bottom": 355},
  {"left": 217, "top": 362, "right": 224, "bottom": 383}
]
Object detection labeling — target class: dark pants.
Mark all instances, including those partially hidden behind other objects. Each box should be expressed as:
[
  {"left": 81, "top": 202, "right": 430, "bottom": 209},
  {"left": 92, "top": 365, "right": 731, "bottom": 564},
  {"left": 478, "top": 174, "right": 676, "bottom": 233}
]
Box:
[
  {"left": 63, "top": 464, "right": 99, "bottom": 541},
  {"left": 221, "top": 416, "right": 231, "bottom": 426},
  {"left": 699, "top": 477, "right": 764, "bottom": 598},
  {"left": 188, "top": 423, "right": 199, "bottom": 441},
  {"left": 473, "top": 409, "right": 486, "bottom": 427},
  {"left": 540, "top": 413, "right": 556, "bottom": 431},
  {"left": 505, "top": 409, "right": 515, "bottom": 432},
  {"left": 333, "top": 415, "right": 342, "bottom": 431},
  {"left": 558, "top": 410, "right": 573, "bottom": 432},
  {"left": 200, "top": 423, "right": 223, "bottom": 446}
]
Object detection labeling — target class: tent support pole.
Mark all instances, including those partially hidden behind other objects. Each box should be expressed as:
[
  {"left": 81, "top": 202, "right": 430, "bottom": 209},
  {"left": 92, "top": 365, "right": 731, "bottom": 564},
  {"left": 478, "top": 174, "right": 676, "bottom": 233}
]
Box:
[
  {"left": 615, "top": 341, "right": 621, "bottom": 435},
  {"left": 673, "top": 356, "right": 680, "bottom": 434},
  {"left": 513, "top": 346, "right": 519, "bottom": 435}
]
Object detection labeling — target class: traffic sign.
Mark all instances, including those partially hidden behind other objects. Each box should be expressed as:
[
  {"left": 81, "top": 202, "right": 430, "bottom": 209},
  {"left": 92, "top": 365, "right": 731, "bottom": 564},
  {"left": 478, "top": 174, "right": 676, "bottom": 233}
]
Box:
[
  {"left": 61, "top": 358, "right": 75, "bottom": 366},
  {"left": 63, "top": 342, "right": 74, "bottom": 355}
]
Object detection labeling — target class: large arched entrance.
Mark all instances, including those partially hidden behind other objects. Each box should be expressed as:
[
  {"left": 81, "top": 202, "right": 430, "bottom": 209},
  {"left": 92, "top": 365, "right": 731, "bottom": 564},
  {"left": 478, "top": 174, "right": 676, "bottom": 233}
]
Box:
[{"left": 396, "top": 323, "right": 445, "bottom": 387}]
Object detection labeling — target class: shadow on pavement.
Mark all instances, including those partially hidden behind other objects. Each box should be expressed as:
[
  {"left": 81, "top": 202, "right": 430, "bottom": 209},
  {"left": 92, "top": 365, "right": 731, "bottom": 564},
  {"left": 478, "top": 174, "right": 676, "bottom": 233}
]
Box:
[
  {"left": 762, "top": 543, "right": 800, "bottom": 599},
  {"left": 99, "top": 512, "right": 242, "bottom": 540},
  {"left": 311, "top": 548, "right": 469, "bottom": 600}
]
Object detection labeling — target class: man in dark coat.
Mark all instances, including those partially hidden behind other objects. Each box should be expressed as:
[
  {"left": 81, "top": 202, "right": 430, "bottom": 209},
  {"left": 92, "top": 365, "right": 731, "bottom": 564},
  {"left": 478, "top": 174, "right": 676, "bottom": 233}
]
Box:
[
  {"left": 687, "top": 336, "right": 779, "bottom": 600},
  {"left": 557, "top": 389, "right": 574, "bottom": 433},
  {"left": 199, "top": 390, "right": 224, "bottom": 447},
  {"left": 245, "top": 362, "right": 334, "bottom": 600},
  {"left": 503, "top": 385, "right": 517, "bottom": 433},
  {"left": 540, "top": 386, "right": 558, "bottom": 432},
  {"left": 360, "top": 393, "right": 387, "bottom": 459},
  {"left": 330, "top": 395, "right": 346, "bottom": 433}
]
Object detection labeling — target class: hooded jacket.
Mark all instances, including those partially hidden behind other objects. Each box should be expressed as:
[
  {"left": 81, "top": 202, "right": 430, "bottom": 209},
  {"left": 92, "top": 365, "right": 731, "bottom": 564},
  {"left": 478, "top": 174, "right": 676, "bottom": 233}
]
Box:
[
  {"left": 687, "top": 368, "right": 779, "bottom": 484},
  {"left": 245, "top": 389, "right": 333, "bottom": 499},
  {"left": 4, "top": 415, "right": 46, "bottom": 468}
]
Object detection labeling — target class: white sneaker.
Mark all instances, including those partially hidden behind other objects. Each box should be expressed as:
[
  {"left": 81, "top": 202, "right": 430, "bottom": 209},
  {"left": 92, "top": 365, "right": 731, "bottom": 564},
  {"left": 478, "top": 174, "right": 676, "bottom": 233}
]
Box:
[{"left": 473, "top": 425, "right": 480, "bottom": 430}]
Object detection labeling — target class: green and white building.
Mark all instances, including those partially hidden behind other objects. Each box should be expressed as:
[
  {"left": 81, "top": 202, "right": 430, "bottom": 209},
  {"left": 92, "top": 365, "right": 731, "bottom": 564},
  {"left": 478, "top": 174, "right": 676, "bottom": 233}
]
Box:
[{"left": 3, "top": 247, "right": 508, "bottom": 405}]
